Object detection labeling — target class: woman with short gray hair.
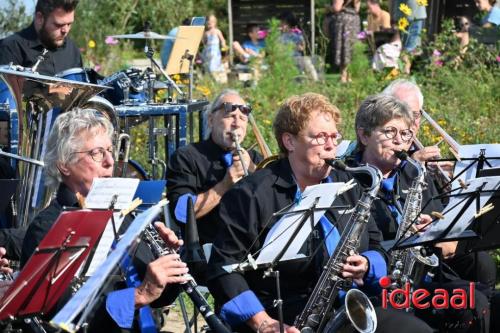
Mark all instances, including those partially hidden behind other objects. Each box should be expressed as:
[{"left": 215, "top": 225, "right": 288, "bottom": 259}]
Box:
[{"left": 44, "top": 107, "right": 114, "bottom": 192}]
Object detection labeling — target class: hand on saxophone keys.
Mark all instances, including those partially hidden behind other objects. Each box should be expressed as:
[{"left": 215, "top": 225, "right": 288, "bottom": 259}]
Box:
[
  {"left": 341, "top": 254, "right": 369, "bottom": 286},
  {"left": 134, "top": 223, "right": 189, "bottom": 308}
]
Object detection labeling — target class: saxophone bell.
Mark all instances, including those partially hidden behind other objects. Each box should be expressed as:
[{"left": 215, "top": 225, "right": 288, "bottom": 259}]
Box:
[{"left": 323, "top": 289, "right": 377, "bottom": 333}]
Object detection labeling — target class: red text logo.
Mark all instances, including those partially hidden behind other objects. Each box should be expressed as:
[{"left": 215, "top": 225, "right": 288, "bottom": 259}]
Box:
[{"left": 379, "top": 276, "right": 475, "bottom": 310}]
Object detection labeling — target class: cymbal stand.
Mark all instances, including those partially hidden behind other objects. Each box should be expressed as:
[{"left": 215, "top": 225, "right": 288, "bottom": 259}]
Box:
[
  {"left": 181, "top": 50, "right": 194, "bottom": 102},
  {"left": 144, "top": 45, "right": 183, "bottom": 97}
]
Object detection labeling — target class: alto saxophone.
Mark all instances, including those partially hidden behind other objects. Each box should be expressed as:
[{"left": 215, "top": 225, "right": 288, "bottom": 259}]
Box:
[
  {"left": 389, "top": 152, "right": 438, "bottom": 295},
  {"left": 294, "top": 161, "right": 382, "bottom": 333},
  {"left": 142, "top": 224, "right": 231, "bottom": 333}
]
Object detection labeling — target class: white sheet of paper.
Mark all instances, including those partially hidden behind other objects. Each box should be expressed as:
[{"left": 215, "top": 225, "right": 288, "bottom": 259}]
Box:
[
  {"left": 413, "top": 176, "right": 500, "bottom": 244},
  {"left": 452, "top": 144, "right": 500, "bottom": 189},
  {"left": 256, "top": 182, "right": 348, "bottom": 265},
  {"left": 85, "top": 178, "right": 140, "bottom": 209},
  {"left": 84, "top": 178, "right": 140, "bottom": 276}
]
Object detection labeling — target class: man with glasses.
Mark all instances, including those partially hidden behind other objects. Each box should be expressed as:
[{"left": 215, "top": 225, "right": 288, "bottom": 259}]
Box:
[
  {"left": 206, "top": 92, "right": 432, "bottom": 333},
  {"left": 382, "top": 79, "right": 497, "bottom": 293},
  {"left": 166, "top": 89, "right": 262, "bottom": 257},
  {"left": 20, "top": 108, "right": 188, "bottom": 331}
]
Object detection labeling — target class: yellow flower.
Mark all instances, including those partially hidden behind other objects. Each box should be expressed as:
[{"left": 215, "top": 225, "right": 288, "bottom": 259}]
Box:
[
  {"left": 88, "top": 40, "right": 96, "bottom": 48},
  {"left": 417, "top": 0, "right": 428, "bottom": 6},
  {"left": 398, "top": 17, "right": 410, "bottom": 32},
  {"left": 384, "top": 68, "right": 400, "bottom": 80},
  {"left": 399, "top": 3, "right": 412, "bottom": 16}
]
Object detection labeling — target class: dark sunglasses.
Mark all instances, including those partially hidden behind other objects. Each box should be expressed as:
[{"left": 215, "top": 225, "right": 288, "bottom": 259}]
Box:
[{"left": 217, "top": 102, "right": 252, "bottom": 115}]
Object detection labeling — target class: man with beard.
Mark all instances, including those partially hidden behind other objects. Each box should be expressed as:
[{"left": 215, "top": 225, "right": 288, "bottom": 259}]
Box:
[
  {"left": 166, "top": 89, "right": 262, "bottom": 281},
  {"left": 0, "top": 0, "right": 82, "bottom": 75}
]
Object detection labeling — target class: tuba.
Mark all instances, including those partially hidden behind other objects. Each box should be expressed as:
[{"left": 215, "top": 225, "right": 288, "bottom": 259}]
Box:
[
  {"left": 294, "top": 160, "right": 380, "bottom": 333},
  {"left": 389, "top": 151, "right": 439, "bottom": 296},
  {"left": 0, "top": 64, "right": 112, "bottom": 227}
]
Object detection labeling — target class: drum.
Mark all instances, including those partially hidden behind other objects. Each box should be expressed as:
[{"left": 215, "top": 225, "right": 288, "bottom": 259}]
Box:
[
  {"left": 100, "top": 69, "right": 147, "bottom": 105},
  {"left": 55, "top": 67, "right": 91, "bottom": 83},
  {"left": 114, "top": 159, "right": 148, "bottom": 180}
]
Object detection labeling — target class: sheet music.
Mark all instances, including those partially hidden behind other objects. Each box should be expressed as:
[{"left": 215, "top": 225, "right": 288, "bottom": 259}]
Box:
[
  {"left": 84, "top": 178, "right": 140, "bottom": 276},
  {"left": 412, "top": 176, "right": 500, "bottom": 243},
  {"left": 51, "top": 201, "right": 167, "bottom": 332},
  {"left": 452, "top": 144, "right": 500, "bottom": 189},
  {"left": 256, "top": 182, "right": 348, "bottom": 264},
  {"left": 85, "top": 178, "right": 140, "bottom": 209}
]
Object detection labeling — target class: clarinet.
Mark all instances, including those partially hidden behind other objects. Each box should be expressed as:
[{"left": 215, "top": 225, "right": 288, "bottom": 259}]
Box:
[
  {"left": 142, "top": 225, "right": 231, "bottom": 333},
  {"left": 293, "top": 160, "right": 382, "bottom": 333}
]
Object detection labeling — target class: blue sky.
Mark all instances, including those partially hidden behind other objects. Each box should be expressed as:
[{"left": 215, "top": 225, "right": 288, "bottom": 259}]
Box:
[{"left": 0, "top": 0, "right": 35, "bottom": 13}]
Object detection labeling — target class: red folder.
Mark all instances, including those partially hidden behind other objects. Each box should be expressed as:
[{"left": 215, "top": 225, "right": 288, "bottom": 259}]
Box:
[{"left": 0, "top": 209, "right": 112, "bottom": 319}]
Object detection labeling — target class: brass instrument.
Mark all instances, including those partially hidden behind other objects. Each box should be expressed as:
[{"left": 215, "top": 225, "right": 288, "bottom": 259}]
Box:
[
  {"left": 389, "top": 151, "right": 439, "bottom": 298},
  {"left": 294, "top": 160, "right": 380, "bottom": 333},
  {"left": 0, "top": 65, "right": 110, "bottom": 227},
  {"left": 248, "top": 113, "right": 272, "bottom": 159},
  {"left": 113, "top": 133, "right": 131, "bottom": 177},
  {"left": 231, "top": 130, "right": 249, "bottom": 176},
  {"left": 420, "top": 109, "right": 461, "bottom": 160}
]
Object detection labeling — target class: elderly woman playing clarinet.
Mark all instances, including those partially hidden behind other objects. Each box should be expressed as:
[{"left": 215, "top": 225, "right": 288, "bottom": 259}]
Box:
[
  {"left": 346, "top": 94, "right": 490, "bottom": 332},
  {"left": 20, "top": 108, "right": 189, "bottom": 332}
]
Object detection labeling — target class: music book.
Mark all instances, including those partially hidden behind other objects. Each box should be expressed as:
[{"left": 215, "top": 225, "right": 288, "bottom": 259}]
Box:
[
  {"left": 84, "top": 177, "right": 139, "bottom": 276},
  {"left": 0, "top": 210, "right": 112, "bottom": 320}
]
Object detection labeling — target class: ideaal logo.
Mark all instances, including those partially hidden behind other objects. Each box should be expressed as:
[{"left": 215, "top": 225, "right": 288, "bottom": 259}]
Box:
[{"left": 379, "top": 276, "right": 475, "bottom": 310}]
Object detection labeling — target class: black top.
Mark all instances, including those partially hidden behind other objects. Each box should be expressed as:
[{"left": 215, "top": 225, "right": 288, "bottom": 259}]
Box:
[
  {"left": 0, "top": 23, "right": 82, "bottom": 75},
  {"left": 166, "top": 138, "right": 262, "bottom": 245},
  {"left": 20, "top": 183, "right": 179, "bottom": 332},
  {"left": 346, "top": 158, "right": 444, "bottom": 242},
  {"left": 206, "top": 158, "right": 386, "bottom": 328}
]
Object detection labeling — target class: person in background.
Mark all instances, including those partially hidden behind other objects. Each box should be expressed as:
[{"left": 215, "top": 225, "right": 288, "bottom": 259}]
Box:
[
  {"left": 367, "top": 0, "right": 391, "bottom": 33},
  {"left": 394, "top": 0, "right": 427, "bottom": 53},
  {"left": 330, "top": 0, "right": 361, "bottom": 82},
  {"left": 202, "top": 14, "right": 227, "bottom": 82},
  {"left": 372, "top": 27, "right": 402, "bottom": 72},
  {"left": 232, "top": 23, "right": 265, "bottom": 63},
  {"left": 0, "top": 0, "right": 82, "bottom": 75},
  {"left": 474, "top": 0, "right": 500, "bottom": 27}
]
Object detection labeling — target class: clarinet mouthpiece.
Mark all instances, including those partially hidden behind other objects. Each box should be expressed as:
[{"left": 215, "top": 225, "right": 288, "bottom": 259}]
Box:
[{"left": 324, "top": 158, "right": 346, "bottom": 170}]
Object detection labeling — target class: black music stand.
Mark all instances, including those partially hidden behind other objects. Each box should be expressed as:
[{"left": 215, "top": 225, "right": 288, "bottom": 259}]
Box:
[
  {"left": 0, "top": 210, "right": 111, "bottom": 322},
  {"left": 394, "top": 177, "right": 500, "bottom": 252}
]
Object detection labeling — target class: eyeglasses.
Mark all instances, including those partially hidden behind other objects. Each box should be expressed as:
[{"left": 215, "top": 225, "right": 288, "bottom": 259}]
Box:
[
  {"left": 412, "top": 109, "right": 423, "bottom": 119},
  {"left": 378, "top": 126, "right": 413, "bottom": 142},
  {"left": 72, "top": 146, "right": 113, "bottom": 162},
  {"left": 307, "top": 132, "right": 343, "bottom": 145},
  {"left": 217, "top": 102, "right": 252, "bottom": 116}
]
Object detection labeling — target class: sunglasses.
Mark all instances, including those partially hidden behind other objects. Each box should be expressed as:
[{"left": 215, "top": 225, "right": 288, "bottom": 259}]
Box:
[{"left": 216, "top": 102, "right": 252, "bottom": 115}]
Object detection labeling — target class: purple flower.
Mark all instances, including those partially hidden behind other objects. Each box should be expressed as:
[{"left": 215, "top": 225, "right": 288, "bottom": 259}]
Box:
[
  {"left": 258, "top": 30, "right": 268, "bottom": 39},
  {"left": 496, "top": 55, "right": 500, "bottom": 63},
  {"left": 434, "top": 60, "right": 443, "bottom": 67},
  {"left": 357, "top": 31, "right": 368, "bottom": 40},
  {"left": 433, "top": 49, "right": 442, "bottom": 57},
  {"left": 105, "top": 36, "right": 119, "bottom": 45}
]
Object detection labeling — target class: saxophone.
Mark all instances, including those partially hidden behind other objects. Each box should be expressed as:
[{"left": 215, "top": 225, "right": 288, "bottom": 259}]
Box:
[
  {"left": 142, "top": 224, "right": 231, "bottom": 333},
  {"left": 389, "top": 151, "right": 438, "bottom": 293},
  {"left": 293, "top": 160, "right": 382, "bottom": 333}
]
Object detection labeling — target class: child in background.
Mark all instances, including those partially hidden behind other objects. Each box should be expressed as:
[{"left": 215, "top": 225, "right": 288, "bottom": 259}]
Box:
[{"left": 202, "top": 14, "right": 227, "bottom": 81}]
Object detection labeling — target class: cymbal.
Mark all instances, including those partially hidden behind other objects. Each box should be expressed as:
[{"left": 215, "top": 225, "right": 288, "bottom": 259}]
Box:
[{"left": 108, "top": 31, "right": 177, "bottom": 40}]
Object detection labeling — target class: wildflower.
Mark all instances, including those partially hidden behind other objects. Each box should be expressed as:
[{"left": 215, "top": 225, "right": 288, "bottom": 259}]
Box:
[
  {"left": 385, "top": 68, "right": 400, "bottom": 80},
  {"left": 496, "top": 55, "right": 500, "bottom": 63},
  {"left": 434, "top": 60, "right": 444, "bottom": 67},
  {"left": 398, "top": 17, "right": 410, "bottom": 32},
  {"left": 263, "top": 119, "right": 272, "bottom": 125},
  {"left": 433, "top": 49, "right": 442, "bottom": 57},
  {"left": 399, "top": 3, "right": 412, "bottom": 16},
  {"left": 88, "top": 40, "right": 96, "bottom": 49},
  {"left": 105, "top": 36, "right": 119, "bottom": 45},
  {"left": 357, "top": 31, "right": 368, "bottom": 40},
  {"left": 257, "top": 30, "right": 268, "bottom": 39},
  {"left": 417, "top": 0, "right": 428, "bottom": 6}
]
